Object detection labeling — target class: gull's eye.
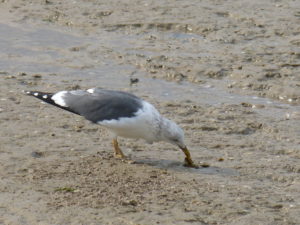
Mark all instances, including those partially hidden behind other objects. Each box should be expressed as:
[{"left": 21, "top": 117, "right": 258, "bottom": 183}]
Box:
[{"left": 171, "top": 137, "right": 179, "bottom": 143}]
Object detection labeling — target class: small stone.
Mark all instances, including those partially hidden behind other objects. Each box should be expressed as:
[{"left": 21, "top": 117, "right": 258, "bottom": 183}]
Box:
[
  {"left": 241, "top": 102, "right": 253, "bottom": 107},
  {"left": 200, "top": 162, "right": 210, "bottom": 168},
  {"left": 122, "top": 200, "right": 138, "bottom": 206},
  {"left": 31, "top": 151, "right": 44, "bottom": 158},
  {"left": 32, "top": 74, "right": 42, "bottom": 79}
]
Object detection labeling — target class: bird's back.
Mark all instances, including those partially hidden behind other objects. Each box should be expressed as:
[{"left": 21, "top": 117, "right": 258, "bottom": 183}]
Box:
[{"left": 25, "top": 88, "right": 143, "bottom": 123}]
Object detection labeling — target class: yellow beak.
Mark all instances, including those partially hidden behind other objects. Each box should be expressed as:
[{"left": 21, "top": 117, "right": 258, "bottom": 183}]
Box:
[{"left": 179, "top": 146, "right": 198, "bottom": 168}]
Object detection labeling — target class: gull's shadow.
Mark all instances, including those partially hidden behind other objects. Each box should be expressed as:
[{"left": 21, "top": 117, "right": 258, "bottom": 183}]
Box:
[{"left": 132, "top": 158, "right": 239, "bottom": 176}]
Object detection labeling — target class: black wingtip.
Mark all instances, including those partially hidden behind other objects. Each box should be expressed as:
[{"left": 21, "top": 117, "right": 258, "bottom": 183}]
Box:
[
  {"left": 23, "top": 90, "right": 31, "bottom": 95},
  {"left": 23, "top": 90, "right": 45, "bottom": 96},
  {"left": 24, "top": 90, "right": 54, "bottom": 102},
  {"left": 24, "top": 90, "right": 80, "bottom": 115}
]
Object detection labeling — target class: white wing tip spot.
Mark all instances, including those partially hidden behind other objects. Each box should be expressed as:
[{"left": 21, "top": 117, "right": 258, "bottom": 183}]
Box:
[
  {"left": 43, "top": 95, "right": 48, "bottom": 99},
  {"left": 34, "top": 92, "right": 39, "bottom": 96},
  {"left": 87, "top": 88, "right": 95, "bottom": 94}
]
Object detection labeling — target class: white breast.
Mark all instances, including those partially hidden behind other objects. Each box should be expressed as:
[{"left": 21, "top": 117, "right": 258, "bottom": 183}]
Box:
[{"left": 98, "top": 101, "right": 162, "bottom": 142}]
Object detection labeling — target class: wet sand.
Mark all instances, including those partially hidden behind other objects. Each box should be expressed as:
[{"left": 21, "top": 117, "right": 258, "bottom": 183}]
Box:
[{"left": 0, "top": 1, "right": 300, "bottom": 224}]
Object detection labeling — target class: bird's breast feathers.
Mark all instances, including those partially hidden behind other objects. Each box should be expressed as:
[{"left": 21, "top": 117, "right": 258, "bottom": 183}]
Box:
[{"left": 99, "top": 101, "right": 161, "bottom": 142}]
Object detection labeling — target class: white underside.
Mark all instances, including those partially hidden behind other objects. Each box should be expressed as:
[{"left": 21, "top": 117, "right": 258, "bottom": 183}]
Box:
[{"left": 98, "top": 101, "right": 162, "bottom": 143}]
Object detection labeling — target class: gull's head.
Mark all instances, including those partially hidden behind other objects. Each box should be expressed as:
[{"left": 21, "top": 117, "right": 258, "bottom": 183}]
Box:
[
  {"left": 160, "top": 118, "right": 186, "bottom": 149},
  {"left": 159, "top": 117, "right": 197, "bottom": 168}
]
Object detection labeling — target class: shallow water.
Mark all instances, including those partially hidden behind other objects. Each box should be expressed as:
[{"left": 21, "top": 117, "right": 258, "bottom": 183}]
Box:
[{"left": 1, "top": 23, "right": 298, "bottom": 120}]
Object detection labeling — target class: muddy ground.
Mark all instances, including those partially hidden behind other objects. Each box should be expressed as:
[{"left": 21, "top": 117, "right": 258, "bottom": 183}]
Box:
[{"left": 0, "top": 0, "right": 300, "bottom": 224}]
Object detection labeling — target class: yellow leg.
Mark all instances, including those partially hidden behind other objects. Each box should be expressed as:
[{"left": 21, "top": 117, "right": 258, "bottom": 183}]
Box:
[
  {"left": 112, "top": 138, "right": 126, "bottom": 159},
  {"left": 180, "top": 146, "right": 199, "bottom": 168}
]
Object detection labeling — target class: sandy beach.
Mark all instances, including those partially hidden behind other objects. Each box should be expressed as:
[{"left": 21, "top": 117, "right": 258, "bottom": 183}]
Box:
[{"left": 0, "top": 0, "right": 299, "bottom": 224}]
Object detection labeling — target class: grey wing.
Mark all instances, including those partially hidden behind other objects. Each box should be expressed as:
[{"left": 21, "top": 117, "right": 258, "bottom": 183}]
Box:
[
  {"left": 63, "top": 90, "right": 143, "bottom": 123},
  {"left": 88, "top": 88, "right": 140, "bottom": 100}
]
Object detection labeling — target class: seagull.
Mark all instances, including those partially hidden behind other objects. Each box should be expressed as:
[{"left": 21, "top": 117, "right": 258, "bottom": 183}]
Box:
[{"left": 25, "top": 88, "right": 198, "bottom": 168}]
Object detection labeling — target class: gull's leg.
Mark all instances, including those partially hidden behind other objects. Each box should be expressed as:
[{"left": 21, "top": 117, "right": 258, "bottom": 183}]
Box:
[
  {"left": 180, "top": 146, "right": 199, "bottom": 168},
  {"left": 112, "top": 137, "right": 126, "bottom": 159}
]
